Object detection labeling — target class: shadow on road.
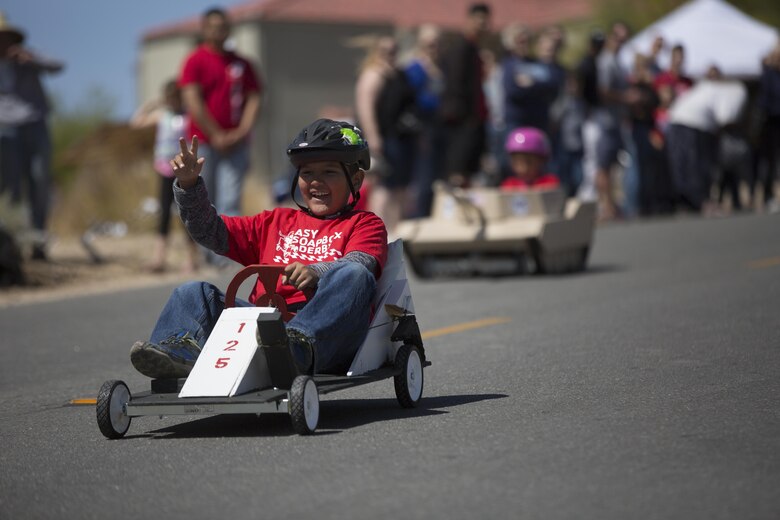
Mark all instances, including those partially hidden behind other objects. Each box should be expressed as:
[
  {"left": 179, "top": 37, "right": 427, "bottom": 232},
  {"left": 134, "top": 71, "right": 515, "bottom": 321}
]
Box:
[
  {"left": 574, "top": 263, "right": 625, "bottom": 277},
  {"left": 131, "top": 392, "right": 507, "bottom": 439}
]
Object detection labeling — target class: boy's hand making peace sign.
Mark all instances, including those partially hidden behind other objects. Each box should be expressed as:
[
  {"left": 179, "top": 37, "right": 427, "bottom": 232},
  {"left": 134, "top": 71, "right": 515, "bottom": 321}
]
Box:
[{"left": 170, "top": 136, "right": 205, "bottom": 190}]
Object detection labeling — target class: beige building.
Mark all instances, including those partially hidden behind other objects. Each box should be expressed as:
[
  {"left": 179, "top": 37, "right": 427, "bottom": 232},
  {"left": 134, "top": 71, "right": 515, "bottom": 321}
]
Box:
[{"left": 138, "top": 0, "right": 592, "bottom": 185}]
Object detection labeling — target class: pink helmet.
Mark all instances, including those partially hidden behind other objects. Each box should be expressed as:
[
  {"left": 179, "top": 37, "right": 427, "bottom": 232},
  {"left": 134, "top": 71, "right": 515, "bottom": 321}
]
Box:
[{"left": 504, "top": 127, "right": 551, "bottom": 157}]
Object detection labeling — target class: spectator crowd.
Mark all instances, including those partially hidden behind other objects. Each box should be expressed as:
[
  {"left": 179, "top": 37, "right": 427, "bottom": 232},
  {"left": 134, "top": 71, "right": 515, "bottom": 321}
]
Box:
[{"left": 353, "top": 3, "right": 780, "bottom": 234}]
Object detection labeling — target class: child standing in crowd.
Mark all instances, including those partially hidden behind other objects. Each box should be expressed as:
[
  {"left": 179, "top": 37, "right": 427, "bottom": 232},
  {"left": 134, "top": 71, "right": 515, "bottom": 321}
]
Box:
[
  {"left": 129, "top": 119, "right": 387, "bottom": 378},
  {"left": 131, "top": 80, "right": 199, "bottom": 273},
  {"left": 500, "top": 127, "right": 560, "bottom": 191}
]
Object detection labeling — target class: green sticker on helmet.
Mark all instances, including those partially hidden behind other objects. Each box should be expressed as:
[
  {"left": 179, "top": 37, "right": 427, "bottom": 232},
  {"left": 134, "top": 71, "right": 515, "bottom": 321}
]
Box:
[{"left": 340, "top": 128, "right": 363, "bottom": 145}]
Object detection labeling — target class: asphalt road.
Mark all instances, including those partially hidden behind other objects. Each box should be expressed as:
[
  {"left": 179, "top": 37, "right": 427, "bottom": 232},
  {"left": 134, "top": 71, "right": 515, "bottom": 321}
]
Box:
[{"left": 1, "top": 212, "right": 778, "bottom": 520}]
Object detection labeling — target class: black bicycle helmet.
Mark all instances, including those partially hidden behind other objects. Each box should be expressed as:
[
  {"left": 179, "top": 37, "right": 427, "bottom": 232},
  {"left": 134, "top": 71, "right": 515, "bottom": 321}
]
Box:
[{"left": 287, "top": 119, "right": 371, "bottom": 217}]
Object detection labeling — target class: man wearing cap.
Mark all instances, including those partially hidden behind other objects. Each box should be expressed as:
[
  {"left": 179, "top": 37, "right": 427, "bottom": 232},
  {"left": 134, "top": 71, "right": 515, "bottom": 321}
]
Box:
[{"left": 0, "top": 12, "right": 64, "bottom": 260}]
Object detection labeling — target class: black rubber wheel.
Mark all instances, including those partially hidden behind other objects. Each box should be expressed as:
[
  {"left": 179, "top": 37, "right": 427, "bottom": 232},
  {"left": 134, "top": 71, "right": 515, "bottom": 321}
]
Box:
[
  {"left": 529, "top": 240, "right": 547, "bottom": 274},
  {"left": 514, "top": 252, "right": 534, "bottom": 275},
  {"left": 394, "top": 343, "right": 424, "bottom": 408},
  {"left": 575, "top": 246, "right": 590, "bottom": 272},
  {"left": 96, "top": 380, "right": 132, "bottom": 439},
  {"left": 289, "top": 375, "right": 319, "bottom": 435}
]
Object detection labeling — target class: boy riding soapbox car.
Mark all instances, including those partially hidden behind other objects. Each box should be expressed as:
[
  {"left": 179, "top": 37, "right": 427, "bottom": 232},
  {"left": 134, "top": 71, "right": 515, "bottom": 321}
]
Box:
[{"left": 96, "top": 240, "right": 428, "bottom": 437}]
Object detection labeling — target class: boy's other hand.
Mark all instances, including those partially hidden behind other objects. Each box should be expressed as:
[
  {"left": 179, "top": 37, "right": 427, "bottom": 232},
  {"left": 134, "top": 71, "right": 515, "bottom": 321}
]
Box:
[
  {"left": 170, "top": 136, "right": 205, "bottom": 189},
  {"left": 283, "top": 262, "right": 319, "bottom": 291}
]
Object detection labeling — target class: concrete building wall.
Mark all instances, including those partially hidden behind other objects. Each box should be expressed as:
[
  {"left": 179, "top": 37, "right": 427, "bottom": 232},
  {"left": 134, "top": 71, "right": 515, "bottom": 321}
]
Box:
[
  {"left": 137, "top": 35, "right": 196, "bottom": 109},
  {"left": 228, "top": 23, "right": 266, "bottom": 187}
]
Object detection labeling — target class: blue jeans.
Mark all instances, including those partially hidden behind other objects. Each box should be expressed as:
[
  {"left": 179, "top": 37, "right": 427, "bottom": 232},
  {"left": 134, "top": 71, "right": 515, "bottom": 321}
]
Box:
[
  {"left": 197, "top": 141, "right": 250, "bottom": 265},
  {"left": 666, "top": 123, "right": 718, "bottom": 211},
  {"left": 554, "top": 149, "right": 584, "bottom": 198},
  {"left": 409, "top": 123, "right": 446, "bottom": 218},
  {"left": 149, "top": 262, "right": 377, "bottom": 374},
  {"left": 0, "top": 120, "right": 52, "bottom": 232},
  {"left": 198, "top": 141, "right": 250, "bottom": 216},
  {"left": 622, "top": 124, "right": 640, "bottom": 218}
]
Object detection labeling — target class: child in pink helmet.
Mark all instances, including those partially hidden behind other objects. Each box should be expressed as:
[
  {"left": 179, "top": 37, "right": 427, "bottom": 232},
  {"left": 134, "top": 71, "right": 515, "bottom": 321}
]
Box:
[{"left": 500, "top": 127, "right": 561, "bottom": 190}]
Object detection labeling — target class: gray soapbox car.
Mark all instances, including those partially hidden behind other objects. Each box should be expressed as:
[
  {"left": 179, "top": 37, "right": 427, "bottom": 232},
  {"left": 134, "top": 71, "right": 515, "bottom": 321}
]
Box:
[
  {"left": 96, "top": 240, "right": 427, "bottom": 437},
  {"left": 396, "top": 183, "right": 597, "bottom": 277}
]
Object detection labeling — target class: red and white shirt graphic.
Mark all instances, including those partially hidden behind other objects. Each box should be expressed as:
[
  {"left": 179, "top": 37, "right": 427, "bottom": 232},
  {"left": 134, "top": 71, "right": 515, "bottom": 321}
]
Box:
[{"left": 222, "top": 208, "right": 387, "bottom": 305}]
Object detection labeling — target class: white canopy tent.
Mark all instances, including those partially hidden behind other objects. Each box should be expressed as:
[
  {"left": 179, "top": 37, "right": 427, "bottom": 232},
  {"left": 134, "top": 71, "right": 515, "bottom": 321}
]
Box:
[{"left": 619, "top": 0, "right": 778, "bottom": 78}]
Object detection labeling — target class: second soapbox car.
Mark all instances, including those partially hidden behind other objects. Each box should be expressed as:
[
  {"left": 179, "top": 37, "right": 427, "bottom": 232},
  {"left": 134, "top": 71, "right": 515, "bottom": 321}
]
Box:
[
  {"left": 96, "top": 240, "right": 428, "bottom": 437},
  {"left": 396, "top": 183, "right": 597, "bottom": 278}
]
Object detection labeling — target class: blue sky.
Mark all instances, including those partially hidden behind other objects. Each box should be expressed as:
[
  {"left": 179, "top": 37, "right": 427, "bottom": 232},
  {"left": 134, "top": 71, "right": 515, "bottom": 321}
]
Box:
[{"left": 4, "top": 0, "right": 249, "bottom": 120}]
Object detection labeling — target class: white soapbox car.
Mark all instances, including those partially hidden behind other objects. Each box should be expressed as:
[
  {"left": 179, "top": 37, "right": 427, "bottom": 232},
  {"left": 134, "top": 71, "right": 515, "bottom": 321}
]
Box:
[
  {"left": 96, "top": 240, "right": 427, "bottom": 437},
  {"left": 396, "top": 183, "right": 597, "bottom": 277}
]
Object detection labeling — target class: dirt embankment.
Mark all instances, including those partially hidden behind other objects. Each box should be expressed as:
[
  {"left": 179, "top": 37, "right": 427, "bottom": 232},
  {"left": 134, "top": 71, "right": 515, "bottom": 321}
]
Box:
[{"left": 0, "top": 231, "right": 212, "bottom": 307}]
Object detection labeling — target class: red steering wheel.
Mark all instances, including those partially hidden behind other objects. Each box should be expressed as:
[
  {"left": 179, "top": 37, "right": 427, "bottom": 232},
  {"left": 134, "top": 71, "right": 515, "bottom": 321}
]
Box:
[{"left": 224, "top": 265, "right": 295, "bottom": 321}]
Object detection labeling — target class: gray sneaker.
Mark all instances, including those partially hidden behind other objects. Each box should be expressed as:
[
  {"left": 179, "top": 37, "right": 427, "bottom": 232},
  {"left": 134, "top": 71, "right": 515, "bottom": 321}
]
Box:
[{"left": 130, "top": 332, "right": 202, "bottom": 379}]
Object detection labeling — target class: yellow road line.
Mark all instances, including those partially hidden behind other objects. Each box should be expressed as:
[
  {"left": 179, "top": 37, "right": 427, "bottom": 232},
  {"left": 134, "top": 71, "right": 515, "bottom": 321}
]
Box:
[
  {"left": 747, "top": 256, "right": 780, "bottom": 269},
  {"left": 421, "top": 317, "right": 511, "bottom": 340},
  {"left": 69, "top": 398, "right": 97, "bottom": 406}
]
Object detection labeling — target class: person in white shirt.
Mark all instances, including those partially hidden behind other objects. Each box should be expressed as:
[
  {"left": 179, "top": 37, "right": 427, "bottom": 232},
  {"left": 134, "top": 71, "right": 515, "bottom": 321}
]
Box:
[{"left": 666, "top": 65, "right": 747, "bottom": 214}]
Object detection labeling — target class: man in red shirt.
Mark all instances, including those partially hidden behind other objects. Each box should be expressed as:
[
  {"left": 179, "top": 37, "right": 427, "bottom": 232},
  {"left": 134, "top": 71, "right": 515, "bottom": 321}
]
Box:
[
  {"left": 130, "top": 119, "right": 387, "bottom": 378},
  {"left": 179, "top": 7, "right": 261, "bottom": 220}
]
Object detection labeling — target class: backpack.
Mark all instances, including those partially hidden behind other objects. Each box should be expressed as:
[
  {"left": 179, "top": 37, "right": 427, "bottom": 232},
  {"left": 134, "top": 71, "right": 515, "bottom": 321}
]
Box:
[{"left": 377, "top": 69, "right": 422, "bottom": 137}]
